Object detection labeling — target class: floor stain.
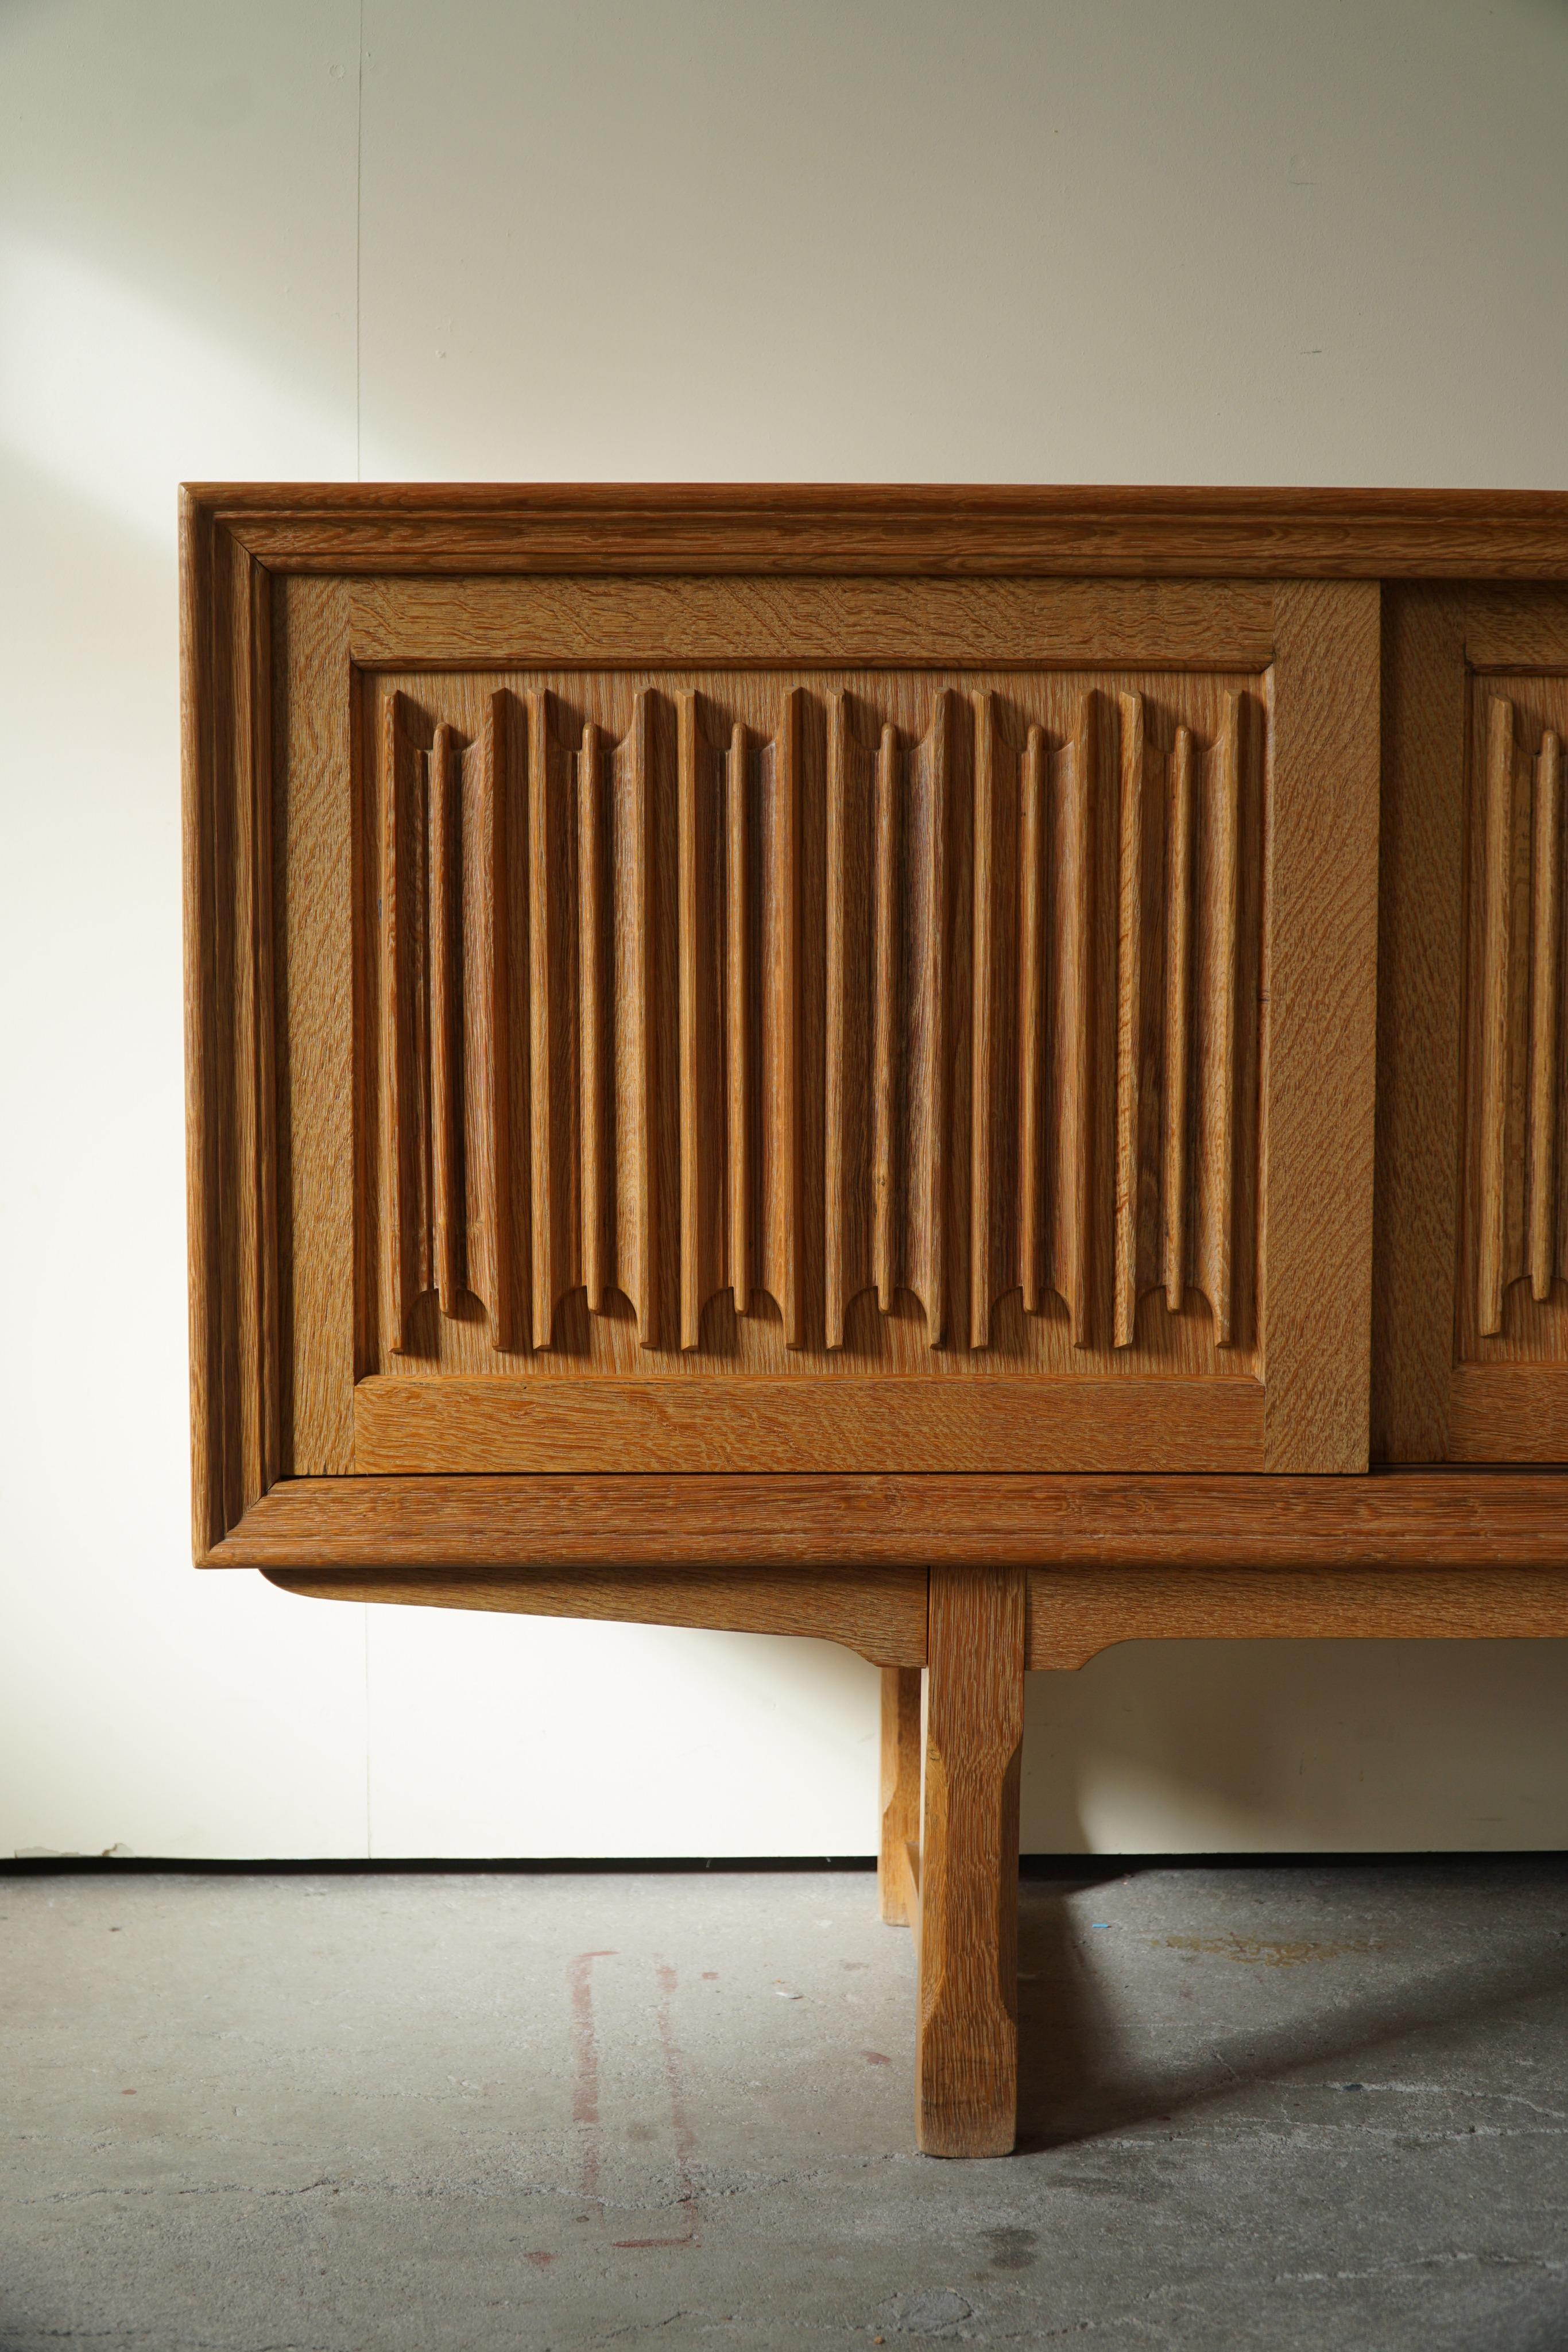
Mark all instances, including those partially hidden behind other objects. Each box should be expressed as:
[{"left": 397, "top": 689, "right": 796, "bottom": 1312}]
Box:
[{"left": 1159, "top": 1933, "right": 1384, "bottom": 1967}]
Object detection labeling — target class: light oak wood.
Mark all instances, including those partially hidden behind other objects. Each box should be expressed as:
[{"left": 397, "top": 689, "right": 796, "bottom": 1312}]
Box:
[
  {"left": 1260, "top": 583, "right": 1381, "bottom": 1470},
  {"left": 878, "top": 1668, "right": 923, "bottom": 1927},
  {"left": 347, "top": 574, "right": 1280, "bottom": 672},
  {"left": 1027, "top": 1562, "right": 1568, "bottom": 1668},
  {"left": 207, "top": 1468, "right": 1568, "bottom": 1573},
  {"left": 1369, "top": 587, "right": 1467, "bottom": 1461},
  {"left": 275, "top": 575, "right": 355, "bottom": 1475},
  {"left": 261, "top": 1553, "right": 1568, "bottom": 1677},
  {"left": 896, "top": 1840, "right": 923, "bottom": 1956},
  {"left": 917, "top": 1566, "right": 1025, "bottom": 2157},
  {"left": 1466, "top": 686, "right": 1568, "bottom": 1344},
  {"left": 1447, "top": 1368, "right": 1568, "bottom": 1461},
  {"left": 180, "top": 482, "right": 1568, "bottom": 2166},
  {"left": 1372, "top": 587, "right": 1568, "bottom": 1464},
  {"left": 189, "top": 482, "right": 1568, "bottom": 577},
  {"left": 347, "top": 665, "right": 1288, "bottom": 1479},
  {"left": 265, "top": 1565, "right": 925, "bottom": 1669},
  {"left": 351, "top": 1371, "right": 1264, "bottom": 1475}
]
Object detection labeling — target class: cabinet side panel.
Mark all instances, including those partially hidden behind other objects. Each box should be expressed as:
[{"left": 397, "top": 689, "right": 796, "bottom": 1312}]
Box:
[
  {"left": 276, "top": 577, "right": 356, "bottom": 1473},
  {"left": 1370, "top": 587, "right": 1467, "bottom": 1460},
  {"left": 1261, "top": 581, "right": 1381, "bottom": 1471}
]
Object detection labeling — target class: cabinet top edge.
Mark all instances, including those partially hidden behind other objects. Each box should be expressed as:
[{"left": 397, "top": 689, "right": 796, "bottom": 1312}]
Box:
[{"left": 178, "top": 483, "right": 1568, "bottom": 579}]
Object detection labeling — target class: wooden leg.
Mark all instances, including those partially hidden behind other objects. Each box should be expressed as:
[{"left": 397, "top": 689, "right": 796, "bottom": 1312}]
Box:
[
  {"left": 878, "top": 1666, "right": 923, "bottom": 1926},
  {"left": 916, "top": 1564, "right": 1025, "bottom": 2158}
]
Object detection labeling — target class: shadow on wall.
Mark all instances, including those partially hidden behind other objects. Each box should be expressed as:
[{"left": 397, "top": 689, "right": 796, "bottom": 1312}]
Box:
[{"left": 1021, "top": 1640, "right": 1568, "bottom": 1855}]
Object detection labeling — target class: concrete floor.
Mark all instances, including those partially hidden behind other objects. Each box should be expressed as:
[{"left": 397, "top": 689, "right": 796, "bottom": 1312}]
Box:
[{"left": 3, "top": 1863, "right": 1568, "bottom": 2350}]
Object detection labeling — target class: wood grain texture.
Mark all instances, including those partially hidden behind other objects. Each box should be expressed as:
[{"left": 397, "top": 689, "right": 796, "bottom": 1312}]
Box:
[
  {"left": 264, "top": 1565, "right": 926, "bottom": 1669},
  {"left": 189, "top": 482, "right": 1568, "bottom": 578},
  {"left": 1447, "top": 1368, "right": 1568, "bottom": 1460},
  {"left": 1369, "top": 588, "right": 1467, "bottom": 1461},
  {"left": 1463, "top": 686, "right": 1568, "bottom": 1344},
  {"left": 367, "top": 670, "right": 1263, "bottom": 1412},
  {"left": 205, "top": 1469, "right": 1568, "bottom": 1573},
  {"left": 264, "top": 1552, "right": 1568, "bottom": 1673},
  {"left": 917, "top": 1565, "right": 1025, "bottom": 2158},
  {"left": 1163, "top": 727, "right": 1194, "bottom": 1312},
  {"left": 1027, "top": 1562, "right": 1568, "bottom": 1669},
  {"left": 895, "top": 1839, "right": 923, "bottom": 1955},
  {"left": 275, "top": 576, "right": 355, "bottom": 1476},
  {"left": 182, "top": 510, "right": 280, "bottom": 1550},
  {"left": 1260, "top": 583, "right": 1381, "bottom": 1470},
  {"left": 185, "top": 493, "right": 1568, "bottom": 1566},
  {"left": 347, "top": 574, "right": 1280, "bottom": 669},
  {"left": 879, "top": 1667, "right": 924, "bottom": 1927},
  {"left": 1476, "top": 695, "right": 1524, "bottom": 1335},
  {"left": 1450, "top": 654, "right": 1568, "bottom": 1451},
  {"left": 352, "top": 1371, "right": 1264, "bottom": 1475}
]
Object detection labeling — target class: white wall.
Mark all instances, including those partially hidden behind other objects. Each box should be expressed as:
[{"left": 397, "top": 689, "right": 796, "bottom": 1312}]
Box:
[{"left": 5, "top": 0, "right": 1568, "bottom": 1860}]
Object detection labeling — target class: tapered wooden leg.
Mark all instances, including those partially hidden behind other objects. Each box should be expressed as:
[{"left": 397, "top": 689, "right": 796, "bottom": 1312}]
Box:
[
  {"left": 916, "top": 1564, "right": 1025, "bottom": 2158},
  {"left": 878, "top": 1666, "right": 923, "bottom": 1925}
]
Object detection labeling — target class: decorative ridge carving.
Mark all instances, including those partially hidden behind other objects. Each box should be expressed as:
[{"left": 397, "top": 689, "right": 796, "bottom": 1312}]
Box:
[
  {"left": 1474, "top": 693, "right": 1567, "bottom": 1336},
  {"left": 374, "top": 681, "right": 1257, "bottom": 1361}
]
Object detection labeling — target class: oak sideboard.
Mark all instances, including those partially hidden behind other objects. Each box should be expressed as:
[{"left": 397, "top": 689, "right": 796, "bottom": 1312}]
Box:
[{"left": 184, "top": 482, "right": 1568, "bottom": 2157}]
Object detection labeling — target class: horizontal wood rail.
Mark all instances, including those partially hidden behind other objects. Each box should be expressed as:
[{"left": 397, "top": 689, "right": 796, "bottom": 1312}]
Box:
[
  {"left": 213, "top": 1468, "right": 1568, "bottom": 1573},
  {"left": 185, "top": 482, "right": 1568, "bottom": 578}
]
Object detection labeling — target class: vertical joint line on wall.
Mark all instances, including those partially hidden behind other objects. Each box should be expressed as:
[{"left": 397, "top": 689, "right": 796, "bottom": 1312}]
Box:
[
  {"left": 362, "top": 1605, "right": 373, "bottom": 1859},
  {"left": 355, "top": 0, "right": 365, "bottom": 481}
]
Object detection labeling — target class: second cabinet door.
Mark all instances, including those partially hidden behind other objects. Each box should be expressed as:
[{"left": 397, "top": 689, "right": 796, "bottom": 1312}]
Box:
[{"left": 1379, "top": 583, "right": 1568, "bottom": 1463}]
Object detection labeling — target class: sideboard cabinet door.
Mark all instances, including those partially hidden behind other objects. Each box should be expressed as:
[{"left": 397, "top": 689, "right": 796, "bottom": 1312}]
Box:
[
  {"left": 270, "top": 574, "right": 1380, "bottom": 1481},
  {"left": 1378, "top": 583, "right": 1568, "bottom": 1463}
]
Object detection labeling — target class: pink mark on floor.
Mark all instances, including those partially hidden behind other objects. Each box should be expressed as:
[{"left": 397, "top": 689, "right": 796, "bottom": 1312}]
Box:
[
  {"left": 612, "top": 1959, "right": 700, "bottom": 2250},
  {"left": 567, "top": 1949, "right": 616, "bottom": 2206},
  {"left": 522, "top": 2252, "right": 556, "bottom": 2269}
]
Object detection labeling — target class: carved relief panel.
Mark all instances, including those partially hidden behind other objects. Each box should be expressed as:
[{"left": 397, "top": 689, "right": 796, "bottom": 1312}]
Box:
[
  {"left": 370, "top": 670, "right": 1260, "bottom": 1371},
  {"left": 1459, "top": 680, "right": 1568, "bottom": 1362},
  {"left": 268, "top": 573, "right": 1377, "bottom": 1479},
  {"left": 1375, "top": 585, "right": 1568, "bottom": 1464}
]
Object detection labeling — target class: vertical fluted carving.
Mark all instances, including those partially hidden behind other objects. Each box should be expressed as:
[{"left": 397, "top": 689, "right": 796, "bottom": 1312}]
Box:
[
  {"left": 725, "top": 719, "right": 751, "bottom": 1314},
  {"left": 1017, "top": 724, "right": 1047, "bottom": 1317},
  {"left": 576, "top": 718, "right": 608, "bottom": 1316},
  {"left": 1531, "top": 730, "right": 1563, "bottom": 1301},
  {"left": 1478, "top": 697, "right": 1519, "bottom": 1337},
  {"left": 428, "top": 722, "right": 462, "bottom": 1315},
  {"left": 970, "top": 693, "right": 1017, "bottom": 1348},
  {"left": 677, "top": 693, "right": 724, "bottom": 1350},
  {"left": 1195, "top": 691, "right": 1241, "bottom": 1347},
  {"left": 620, "top": 689, "right": 660, "bottom": 1348},
  {"left": 762, "top": 687, "right": 806, "bottom": 1348},
  {"left": 378, "top": 680, "right": 1258, "bottom": 1361},
  {"left": 1162, "top": 726, "right": 1194, "bottom": 1315},
  {"left": 873, "top": 721, "right": 901, "bottom": 1314},
  {"left": 527, "top": 690, "right": 579, "bottom": 1349},
  {"left": 381, "top": 689, "right": 422, "bottom": 1354},
  {"left": 906, "top": 691, "right": 957, "bottom": 1347},
  {"left": 1476, "top": 695, "right": 1567, "bottom": 1334},
  {"left": 473, "top": 690, "right": 515, "bottom": 1349},
  {"left": 1051, "top": 693, "right": 1096, "bottom": 1348},
  {"left": 826, "top": 694, "right": 874, "bottom": 1349}
]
